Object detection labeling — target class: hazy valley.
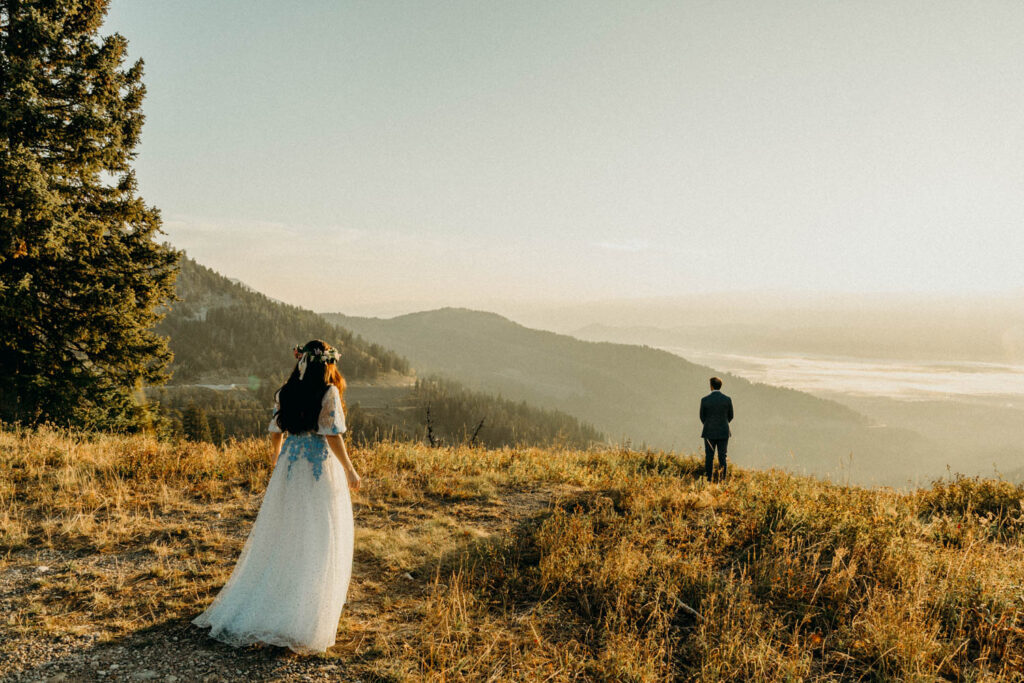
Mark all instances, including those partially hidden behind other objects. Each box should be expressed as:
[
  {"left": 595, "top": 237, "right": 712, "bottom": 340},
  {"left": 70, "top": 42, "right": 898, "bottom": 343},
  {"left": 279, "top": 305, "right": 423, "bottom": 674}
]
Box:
[
  {"left": 325, "top": 309, "right": 952, "bottom": 487},
  {"left": 567, "top": 317, "right": 1024, "bottom": 483},
  {"left": 145, "top": 257, "right": 1024, "bottom": 488}
]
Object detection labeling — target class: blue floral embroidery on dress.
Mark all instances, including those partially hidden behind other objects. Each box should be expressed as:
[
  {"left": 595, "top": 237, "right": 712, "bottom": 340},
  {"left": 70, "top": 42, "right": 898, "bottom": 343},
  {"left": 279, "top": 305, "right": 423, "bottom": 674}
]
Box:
[{"left": 283, "top": 433, "right": 328, "bottom": 481}]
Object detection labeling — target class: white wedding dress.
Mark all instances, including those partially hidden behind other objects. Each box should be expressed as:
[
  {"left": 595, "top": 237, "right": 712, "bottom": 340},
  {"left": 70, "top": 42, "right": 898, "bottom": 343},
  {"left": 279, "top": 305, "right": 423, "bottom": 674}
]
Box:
[{"left": 193, "top": 385, "right": 354, "bottom": 653}]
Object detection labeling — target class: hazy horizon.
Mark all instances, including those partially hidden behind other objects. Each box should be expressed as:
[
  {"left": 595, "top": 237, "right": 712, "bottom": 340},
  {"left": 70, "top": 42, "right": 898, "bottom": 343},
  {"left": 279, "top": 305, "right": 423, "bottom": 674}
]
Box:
[{"left": 104, "top": 1, "right": 1024, "bottom": 313}]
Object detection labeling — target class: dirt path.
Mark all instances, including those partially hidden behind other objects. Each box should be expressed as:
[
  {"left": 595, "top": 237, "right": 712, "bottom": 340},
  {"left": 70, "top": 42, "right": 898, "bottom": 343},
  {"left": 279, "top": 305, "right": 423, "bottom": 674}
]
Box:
[{"left": 0, "top": 486, "right": 573, "bottom": 683}]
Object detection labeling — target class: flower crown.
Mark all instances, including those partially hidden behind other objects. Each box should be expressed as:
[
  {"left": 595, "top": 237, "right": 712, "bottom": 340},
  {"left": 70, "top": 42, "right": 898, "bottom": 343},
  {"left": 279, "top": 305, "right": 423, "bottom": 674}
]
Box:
[{"left": 293, "top": 344, "right": 341, "bottom": 364}]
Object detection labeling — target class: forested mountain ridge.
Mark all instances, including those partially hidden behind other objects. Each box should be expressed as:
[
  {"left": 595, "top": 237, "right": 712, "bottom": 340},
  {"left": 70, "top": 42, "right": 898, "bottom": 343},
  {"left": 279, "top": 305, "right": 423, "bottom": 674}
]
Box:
[
  {"left": 157, "top": 258, "right": 409, "bottom": 383},
  {"left": 324, "top": 308, "right": 941, "bottom": 486},
  {"left": 149, "top": 259, "right": 603, "bottom": 448}
]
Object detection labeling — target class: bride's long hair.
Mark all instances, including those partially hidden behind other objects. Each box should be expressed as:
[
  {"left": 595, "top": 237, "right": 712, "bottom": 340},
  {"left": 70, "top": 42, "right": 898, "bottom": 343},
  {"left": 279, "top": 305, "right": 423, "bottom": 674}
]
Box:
[{"left": 274, "top": 339, "right": 346, "bottom": 434}]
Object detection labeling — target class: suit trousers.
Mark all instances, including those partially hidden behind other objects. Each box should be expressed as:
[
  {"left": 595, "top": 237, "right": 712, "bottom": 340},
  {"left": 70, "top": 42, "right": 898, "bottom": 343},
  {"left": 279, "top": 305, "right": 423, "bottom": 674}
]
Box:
[{"left": 704, "top": 437, "right": 728, "bottom": 481}]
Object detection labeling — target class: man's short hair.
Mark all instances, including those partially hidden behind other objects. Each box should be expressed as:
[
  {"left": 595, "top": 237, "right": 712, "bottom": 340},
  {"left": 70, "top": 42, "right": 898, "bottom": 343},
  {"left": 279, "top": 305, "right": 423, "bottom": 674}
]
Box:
[{"left": 710, "top": 377, "right": 723, "bottom": 390}]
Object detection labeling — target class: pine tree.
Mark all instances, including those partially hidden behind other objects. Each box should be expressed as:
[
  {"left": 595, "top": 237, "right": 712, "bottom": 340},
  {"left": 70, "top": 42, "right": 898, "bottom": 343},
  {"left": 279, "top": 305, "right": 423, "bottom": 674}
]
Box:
[
  {"left": 0, "top": 0, "right": 179, "bottom": 429},
  {"left": 181, "top": 403, "right": 211, "bottom": 443},
  {"left": 207, "top": 414, "right": 225, "bottom": 445}
]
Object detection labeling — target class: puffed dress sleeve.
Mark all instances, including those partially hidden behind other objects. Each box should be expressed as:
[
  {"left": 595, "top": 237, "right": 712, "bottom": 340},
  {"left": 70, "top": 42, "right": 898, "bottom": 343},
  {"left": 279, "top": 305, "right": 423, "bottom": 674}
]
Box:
[
  {"left": 268, "top": 390, "right": 283, "bottom": 433},
  {"left": 317, "top": 385, "right": 347, "bottom": 435}
]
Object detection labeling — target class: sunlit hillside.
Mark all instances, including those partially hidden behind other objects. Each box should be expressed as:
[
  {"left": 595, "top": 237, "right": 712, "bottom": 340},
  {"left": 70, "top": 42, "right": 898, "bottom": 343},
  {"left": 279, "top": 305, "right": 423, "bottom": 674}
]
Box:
[{"left": 2, "top": 428, "right": 1022, "bottom": 681}]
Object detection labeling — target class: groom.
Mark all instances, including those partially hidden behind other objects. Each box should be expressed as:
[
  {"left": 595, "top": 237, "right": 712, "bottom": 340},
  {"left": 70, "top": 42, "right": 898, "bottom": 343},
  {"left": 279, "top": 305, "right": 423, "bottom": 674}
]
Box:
[{"left": 699, "top": 377, "right": 733, "bottom": 482}]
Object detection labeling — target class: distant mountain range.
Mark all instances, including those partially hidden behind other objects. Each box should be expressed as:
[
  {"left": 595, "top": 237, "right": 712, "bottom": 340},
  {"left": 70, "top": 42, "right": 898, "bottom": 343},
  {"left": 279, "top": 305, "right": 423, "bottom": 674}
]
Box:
[
  {"left": 151, "top": 259, "right": 602, "bottom": 448},
  {"left": 324, "top": 308, "right": 941, "bottom": 486},
  {"left": 151, "top": 260, "right": 976, "bottom": 486}
]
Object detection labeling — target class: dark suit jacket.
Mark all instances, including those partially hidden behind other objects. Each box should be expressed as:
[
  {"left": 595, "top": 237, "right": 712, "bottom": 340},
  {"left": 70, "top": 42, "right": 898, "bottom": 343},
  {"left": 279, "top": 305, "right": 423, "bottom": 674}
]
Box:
[{"left": 700, "top": 390, "right": 733, "bottom": 439}]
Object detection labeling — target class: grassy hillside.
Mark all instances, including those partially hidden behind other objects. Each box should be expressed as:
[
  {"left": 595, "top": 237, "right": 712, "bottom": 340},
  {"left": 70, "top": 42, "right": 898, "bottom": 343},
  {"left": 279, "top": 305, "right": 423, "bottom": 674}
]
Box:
[
  {"left": 2, "top": 428, "right": 1022, "bottom": 681},
  {"left": 324, "top": 308, "right": 938, "bottom": 487}
]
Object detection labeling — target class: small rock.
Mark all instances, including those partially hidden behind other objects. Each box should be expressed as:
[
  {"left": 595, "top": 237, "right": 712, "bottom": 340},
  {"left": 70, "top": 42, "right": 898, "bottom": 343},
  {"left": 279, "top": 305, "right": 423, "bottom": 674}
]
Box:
[
  {"left": 36, "top": 565, "right": 51, "bottom": 573},
  {"left": 109, "top": 663, "right": 120, "bottom": 669},
  {"left": 134, "top": 670, "right": 159, "bottom": 680},
  {"left": 45, "top": 674, "right": 68, "bottom": 682},
  {"left": 164, "top": 676, "right": 178, "bottom": 683},
  {"left": 402, "top": 572, "right": 414, "bottom": 580}
]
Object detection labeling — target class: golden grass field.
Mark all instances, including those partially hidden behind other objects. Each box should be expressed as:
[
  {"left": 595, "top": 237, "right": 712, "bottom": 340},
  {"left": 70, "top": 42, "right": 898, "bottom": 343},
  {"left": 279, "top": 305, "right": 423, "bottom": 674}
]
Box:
[{"left": 1, "top": 427, "right": 1023, "bottom": 681}]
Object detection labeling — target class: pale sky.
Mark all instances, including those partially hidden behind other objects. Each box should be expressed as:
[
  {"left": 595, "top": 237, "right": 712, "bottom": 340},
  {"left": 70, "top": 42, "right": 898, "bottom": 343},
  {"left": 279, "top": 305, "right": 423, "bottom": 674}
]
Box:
[{"left": 104, "top": 1, "right": 1024, "bottom": 315}]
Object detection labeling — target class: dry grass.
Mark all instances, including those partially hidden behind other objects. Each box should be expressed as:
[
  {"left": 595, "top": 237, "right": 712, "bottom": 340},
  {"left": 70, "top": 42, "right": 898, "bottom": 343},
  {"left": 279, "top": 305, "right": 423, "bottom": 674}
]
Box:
[
  {"left": 1, "top": 427, "right": 1023, "bottom": 681},
  {"left": 402, "top": 469, "right": 1024, "bottom": 681}
]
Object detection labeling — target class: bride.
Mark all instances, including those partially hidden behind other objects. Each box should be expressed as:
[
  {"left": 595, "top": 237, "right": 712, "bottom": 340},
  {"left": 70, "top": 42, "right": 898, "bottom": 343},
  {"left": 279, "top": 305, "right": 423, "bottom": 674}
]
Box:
[{"left": 193, "top": 339, "right": 362, "bottom": 653}]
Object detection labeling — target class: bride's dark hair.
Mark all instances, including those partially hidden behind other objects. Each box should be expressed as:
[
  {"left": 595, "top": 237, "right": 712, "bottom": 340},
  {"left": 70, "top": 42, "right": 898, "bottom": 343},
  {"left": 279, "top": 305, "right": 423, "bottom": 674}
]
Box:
[{"left": 275, "top": 339, "right": 346, "bottom": 434}]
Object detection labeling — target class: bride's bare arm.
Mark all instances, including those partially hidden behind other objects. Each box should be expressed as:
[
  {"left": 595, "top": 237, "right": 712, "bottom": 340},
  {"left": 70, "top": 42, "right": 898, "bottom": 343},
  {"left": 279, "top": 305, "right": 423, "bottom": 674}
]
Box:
[
  {"left": 325, "top": 435, "right": 361, "bottom": 491},
  {"left": 270, "top": 432, "right": 284, "bottom": 463}
]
